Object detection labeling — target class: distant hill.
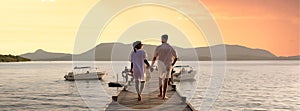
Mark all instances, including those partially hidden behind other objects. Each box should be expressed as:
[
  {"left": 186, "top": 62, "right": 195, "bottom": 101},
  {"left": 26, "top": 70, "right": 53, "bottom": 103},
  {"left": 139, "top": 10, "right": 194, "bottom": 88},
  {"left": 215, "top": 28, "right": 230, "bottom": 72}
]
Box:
[
  {"left": 277, "top": 55, "right": 300, "bottom": 60},
  {"left": 20, "top": 43, "right": 299, "bottom": 61},
  {"left": 20, "top": 49, "right": 71, "bottom": 61},
  {"left": 0, "top": 54, "right": 30, "bottom": 62}
]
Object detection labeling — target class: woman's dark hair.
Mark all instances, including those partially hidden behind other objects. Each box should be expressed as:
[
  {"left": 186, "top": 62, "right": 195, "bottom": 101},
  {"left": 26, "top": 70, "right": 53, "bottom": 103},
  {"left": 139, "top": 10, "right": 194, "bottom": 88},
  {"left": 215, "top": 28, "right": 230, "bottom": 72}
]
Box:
[{"left": 134, "top": 43, "right": 141, "bottom": 53}]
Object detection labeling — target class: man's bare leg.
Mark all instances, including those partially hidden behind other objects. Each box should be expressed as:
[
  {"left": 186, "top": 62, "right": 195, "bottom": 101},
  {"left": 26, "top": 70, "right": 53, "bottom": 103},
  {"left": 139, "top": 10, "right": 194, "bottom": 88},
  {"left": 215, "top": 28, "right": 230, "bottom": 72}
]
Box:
[
  {"left": 162, "top": 78, "right": 168, "bottom": 99},
  {"left": 158, "top": 78, "right": 162, "bottom": 97}
]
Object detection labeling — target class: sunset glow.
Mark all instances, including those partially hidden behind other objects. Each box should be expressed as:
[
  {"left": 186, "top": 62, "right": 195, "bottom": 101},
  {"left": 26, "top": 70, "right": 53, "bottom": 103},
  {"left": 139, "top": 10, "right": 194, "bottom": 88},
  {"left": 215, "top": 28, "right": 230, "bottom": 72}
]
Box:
[
  {"left": 201, "top": 0, "right": 299, "bottom": 56},
  {"left": 0, "top": 0, "right": 299, "bottom": 56}
]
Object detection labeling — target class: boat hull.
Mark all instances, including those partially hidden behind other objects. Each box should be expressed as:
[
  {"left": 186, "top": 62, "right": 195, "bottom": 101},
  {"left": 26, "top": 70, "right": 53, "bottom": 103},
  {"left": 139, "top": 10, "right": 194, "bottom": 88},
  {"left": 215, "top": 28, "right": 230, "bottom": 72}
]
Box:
[
  {"left": 173, "top": 72, "right": 196, "bottom": 82},
  {"left": 64, "top": 72, "right": 106, "bottom": 81}
]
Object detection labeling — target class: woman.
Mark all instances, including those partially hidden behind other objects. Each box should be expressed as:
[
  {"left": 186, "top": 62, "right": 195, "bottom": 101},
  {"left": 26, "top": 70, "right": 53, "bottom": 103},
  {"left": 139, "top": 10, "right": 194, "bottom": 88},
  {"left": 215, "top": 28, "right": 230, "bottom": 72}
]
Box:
[{"left": 130, "top": 41, "right": 150, "bottom": 101}]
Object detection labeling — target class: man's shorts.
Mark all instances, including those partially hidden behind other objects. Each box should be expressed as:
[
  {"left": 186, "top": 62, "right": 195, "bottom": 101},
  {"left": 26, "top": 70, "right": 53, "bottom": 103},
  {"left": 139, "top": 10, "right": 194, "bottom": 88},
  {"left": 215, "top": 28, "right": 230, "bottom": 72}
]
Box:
[{"left": 157, "top": 61, "right": 172, "bottom": 79}]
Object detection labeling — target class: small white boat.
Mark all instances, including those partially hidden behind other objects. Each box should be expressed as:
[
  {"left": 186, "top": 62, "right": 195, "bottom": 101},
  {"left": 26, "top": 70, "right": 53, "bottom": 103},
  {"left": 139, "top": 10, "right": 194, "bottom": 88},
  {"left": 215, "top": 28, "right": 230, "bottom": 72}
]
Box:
[
  {"left": 172, "top": 65, "right": 196, "bottom": 81},
  {"left": 64, "top": 66, "right": 107, "bottom": 81}
]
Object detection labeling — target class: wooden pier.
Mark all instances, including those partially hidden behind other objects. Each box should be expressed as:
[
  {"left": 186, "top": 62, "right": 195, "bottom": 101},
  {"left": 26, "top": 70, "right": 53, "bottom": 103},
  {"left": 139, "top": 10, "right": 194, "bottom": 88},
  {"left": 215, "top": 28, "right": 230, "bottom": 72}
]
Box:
[{"left": 105, "top": 72, "right": 196, "bottom": 111}]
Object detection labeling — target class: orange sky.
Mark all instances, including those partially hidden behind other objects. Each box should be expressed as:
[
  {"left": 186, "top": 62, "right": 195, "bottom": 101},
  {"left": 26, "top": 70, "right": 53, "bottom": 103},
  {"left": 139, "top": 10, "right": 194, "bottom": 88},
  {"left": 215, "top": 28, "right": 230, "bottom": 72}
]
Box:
[
  {"left": 0, "top": 0, "right": 299, "bottom": 56},
  {"left": 201, "top": 0, "right": 299, "bottom": 56}
]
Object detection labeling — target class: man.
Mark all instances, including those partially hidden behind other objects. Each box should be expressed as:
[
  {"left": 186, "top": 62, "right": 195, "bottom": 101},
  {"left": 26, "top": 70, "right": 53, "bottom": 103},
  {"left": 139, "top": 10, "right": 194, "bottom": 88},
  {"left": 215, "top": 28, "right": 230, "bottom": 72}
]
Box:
[{"left": 150, "top": 34, "right": 178, "bottom": 100}]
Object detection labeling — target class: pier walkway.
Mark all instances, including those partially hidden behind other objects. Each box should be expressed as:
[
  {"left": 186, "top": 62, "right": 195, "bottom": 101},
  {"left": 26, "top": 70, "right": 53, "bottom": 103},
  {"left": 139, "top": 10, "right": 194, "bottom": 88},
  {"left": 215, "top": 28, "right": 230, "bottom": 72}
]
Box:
[{"left": 105, "top": 71, "right": 195, "bottom": 111}]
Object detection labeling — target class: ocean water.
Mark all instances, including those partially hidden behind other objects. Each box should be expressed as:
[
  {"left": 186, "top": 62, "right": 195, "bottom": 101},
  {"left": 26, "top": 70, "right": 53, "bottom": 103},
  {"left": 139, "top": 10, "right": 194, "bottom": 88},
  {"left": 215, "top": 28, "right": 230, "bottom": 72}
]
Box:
[{"left": 0, "top": 61, "right": 299, "bottom": 111}]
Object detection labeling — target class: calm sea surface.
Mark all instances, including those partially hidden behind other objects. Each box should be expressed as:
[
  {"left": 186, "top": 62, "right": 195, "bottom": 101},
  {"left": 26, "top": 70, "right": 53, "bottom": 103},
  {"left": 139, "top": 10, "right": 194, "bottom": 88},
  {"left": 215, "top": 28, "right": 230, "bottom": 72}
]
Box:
[{"left": 0, "top": 61, "right": 299, "bottom": 111}]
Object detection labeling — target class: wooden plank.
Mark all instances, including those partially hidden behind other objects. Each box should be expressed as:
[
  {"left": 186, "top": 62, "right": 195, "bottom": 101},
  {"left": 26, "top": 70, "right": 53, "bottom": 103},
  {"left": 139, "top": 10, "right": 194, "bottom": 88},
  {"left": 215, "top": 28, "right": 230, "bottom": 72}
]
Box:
[{"left": 186, "top": 102, "right": 198, "bottom": 111}]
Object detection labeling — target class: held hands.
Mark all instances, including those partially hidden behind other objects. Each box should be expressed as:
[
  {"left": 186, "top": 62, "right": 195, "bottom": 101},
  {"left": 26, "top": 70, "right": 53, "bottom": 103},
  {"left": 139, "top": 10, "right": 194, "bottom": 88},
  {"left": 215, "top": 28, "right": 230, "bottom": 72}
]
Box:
[
  {"left": 148, "top": 65, "right": 154, "bottom": 72},
  {"left": 150, "top": 67, "right": 154, "bottom": 72},
  {"left": 130, "top": 69, "right": 133, "bottom": 76}
]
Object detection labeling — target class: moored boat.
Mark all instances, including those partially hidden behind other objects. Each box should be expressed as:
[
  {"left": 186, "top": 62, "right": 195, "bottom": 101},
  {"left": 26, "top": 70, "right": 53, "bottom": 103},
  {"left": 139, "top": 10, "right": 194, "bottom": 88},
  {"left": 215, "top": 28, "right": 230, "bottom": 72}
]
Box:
[
  {"left": 64, "top": 66, "right": 107, "bottom": 81},
  {"left": 172, "top": 65, "right": 196, "bottom": 81}
]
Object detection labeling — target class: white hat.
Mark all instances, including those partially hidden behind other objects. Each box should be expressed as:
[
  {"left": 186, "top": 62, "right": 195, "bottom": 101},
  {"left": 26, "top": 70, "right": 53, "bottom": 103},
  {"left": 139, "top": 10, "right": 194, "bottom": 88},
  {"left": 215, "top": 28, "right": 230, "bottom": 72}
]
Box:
[{"left": 133, "top": 41, "right": 142, "bottom": 47}]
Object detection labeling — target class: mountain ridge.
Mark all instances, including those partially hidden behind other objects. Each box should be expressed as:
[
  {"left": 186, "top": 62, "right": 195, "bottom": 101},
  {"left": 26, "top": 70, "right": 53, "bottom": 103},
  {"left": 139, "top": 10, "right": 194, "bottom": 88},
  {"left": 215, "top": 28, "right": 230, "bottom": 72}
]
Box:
[{"left": 20, "top": 43, "right": 299, "bottom": 61}]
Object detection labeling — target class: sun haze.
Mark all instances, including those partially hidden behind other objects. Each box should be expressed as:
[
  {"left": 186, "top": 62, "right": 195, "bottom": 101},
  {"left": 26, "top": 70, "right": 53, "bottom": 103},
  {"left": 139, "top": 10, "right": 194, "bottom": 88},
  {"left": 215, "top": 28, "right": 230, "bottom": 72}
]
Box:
[
  {"left": 0, "top": 0, "right": 299, "bottom": 56},
  {"left": 201, "top": 0, "right": 299, "bottom": 56}
]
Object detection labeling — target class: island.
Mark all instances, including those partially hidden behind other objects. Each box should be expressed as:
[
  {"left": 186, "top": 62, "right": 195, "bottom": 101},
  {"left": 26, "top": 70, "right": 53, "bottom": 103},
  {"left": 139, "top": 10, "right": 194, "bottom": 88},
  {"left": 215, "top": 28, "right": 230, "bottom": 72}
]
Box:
[{"left": 0, "top": 54, "right": 31, "bottom": 62}]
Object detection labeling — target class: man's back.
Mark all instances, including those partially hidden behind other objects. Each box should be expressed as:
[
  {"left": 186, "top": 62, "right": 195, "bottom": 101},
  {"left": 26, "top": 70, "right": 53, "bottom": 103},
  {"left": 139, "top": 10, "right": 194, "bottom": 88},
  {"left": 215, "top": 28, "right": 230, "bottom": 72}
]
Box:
[{"left": 154, "top": 43, "right": 177, "bottom": 67}]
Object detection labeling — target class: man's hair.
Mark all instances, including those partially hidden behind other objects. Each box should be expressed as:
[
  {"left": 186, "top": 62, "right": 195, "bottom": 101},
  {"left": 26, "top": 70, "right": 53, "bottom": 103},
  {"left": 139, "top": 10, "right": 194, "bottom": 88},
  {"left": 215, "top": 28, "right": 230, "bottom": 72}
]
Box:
[{"left": 161, "top": 34, "right": 168, "bottom": 40}]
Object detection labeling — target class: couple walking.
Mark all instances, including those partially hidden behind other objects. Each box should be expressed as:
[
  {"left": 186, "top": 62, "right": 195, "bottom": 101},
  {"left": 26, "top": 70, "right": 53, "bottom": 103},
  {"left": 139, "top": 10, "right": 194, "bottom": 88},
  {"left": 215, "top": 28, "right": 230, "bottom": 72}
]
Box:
[{"left": 130, "top": 34, "right": 178, "bottom": 101}]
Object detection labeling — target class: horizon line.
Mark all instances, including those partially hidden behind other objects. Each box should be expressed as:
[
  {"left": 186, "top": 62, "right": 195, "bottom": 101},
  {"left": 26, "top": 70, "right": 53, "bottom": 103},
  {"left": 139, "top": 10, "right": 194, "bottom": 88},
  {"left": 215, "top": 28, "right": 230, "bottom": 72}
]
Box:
[{"left": 10, "top": 42, "right": 299, "bottom": 57}]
